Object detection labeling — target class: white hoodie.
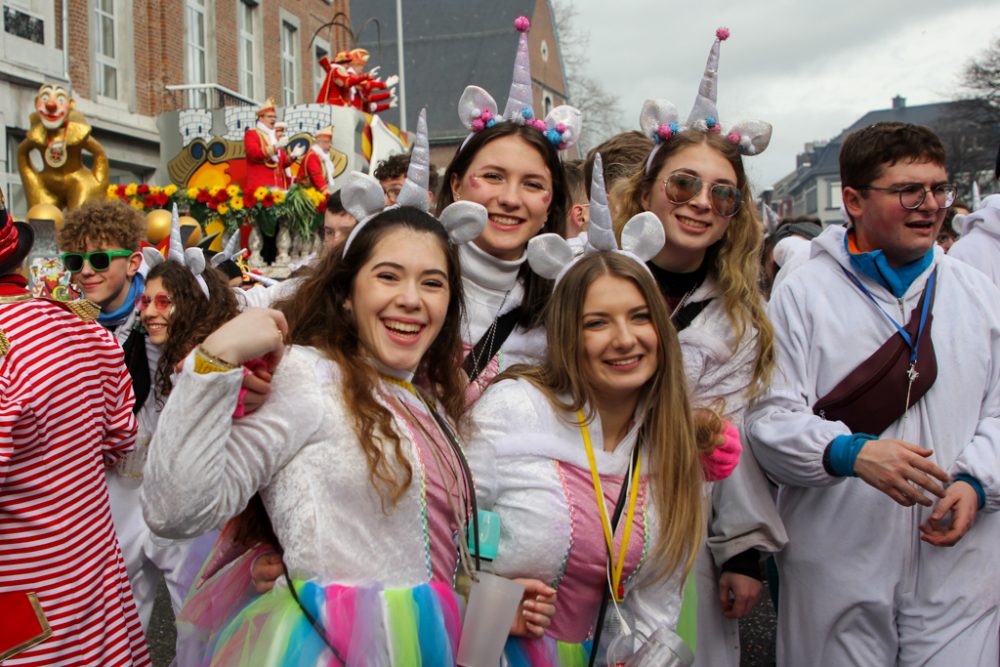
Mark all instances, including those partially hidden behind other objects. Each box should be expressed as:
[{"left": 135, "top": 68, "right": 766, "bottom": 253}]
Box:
[{"left": 949, "top": 193, "right": 1000, "bottom": 288}]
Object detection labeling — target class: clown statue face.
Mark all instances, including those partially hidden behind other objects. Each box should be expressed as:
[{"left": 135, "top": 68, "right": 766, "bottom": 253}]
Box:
[{"left": 36, "top": 84, "right": 71, "bottom": 131}]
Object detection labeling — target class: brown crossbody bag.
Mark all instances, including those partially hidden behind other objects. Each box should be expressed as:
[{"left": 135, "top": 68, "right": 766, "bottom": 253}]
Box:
[{"left": 813, "top": 269, "right": 937, "bottom": 436}]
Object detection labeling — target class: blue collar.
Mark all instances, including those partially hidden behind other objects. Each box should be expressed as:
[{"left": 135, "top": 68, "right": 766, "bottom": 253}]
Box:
[
  {"left": 844, "top": 233, "right": 933, "bottom": 298},
  {"left": 98, "top": 273, "right": 144, "bottom": 327}
]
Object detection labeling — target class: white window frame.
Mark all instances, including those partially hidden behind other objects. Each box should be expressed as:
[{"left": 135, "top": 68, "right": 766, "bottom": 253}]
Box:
[
  {"left": 184, "top": 0, "right": 215, "bottom": 108},
  {"left": 280, "top": 13, "right": 300, "bottom": 107},
  {"left": 313, "top": 36, "right": 330, "bottom": 103},
  {"left": 91, "top": 0, "right": 133, "bottom": 109},
  {"left": 93, "top": 0, "right": 117, "bottom": 99},
  {"left": 237, "top": 0, "right": 263, "bottom": 99}
]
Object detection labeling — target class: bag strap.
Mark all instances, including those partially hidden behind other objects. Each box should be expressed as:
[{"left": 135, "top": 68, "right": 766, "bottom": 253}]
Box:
[
  {"left": 588, "top": 445, "right": 641, "bottom": 666},
  {"left": 284, "top": 572, "right": 347, "bottom": 665},
  {"left": 462, "top": 306, "right": 524, "bottom": 383}
]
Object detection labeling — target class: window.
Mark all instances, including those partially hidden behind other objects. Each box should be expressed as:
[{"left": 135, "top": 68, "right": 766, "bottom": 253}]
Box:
[
  {"left": 281, "top": 20, "right": 299, "bottom": 106},
  {"left": 238, "top": 2, "right": 258, "bottom": 98},
  {"left": 314, "top": 40, "right": 330, "bottom": 101},
  {"left": 543, "top": 94, "right": 553, "bottom": 117},
  {"left": 3, "top": 6, "right": 44, "bottom": 44},
  {"left": 828, "top": 181, "right": 843, "bottom": 210},
  {"left": 185, "top": 0, "right": 208, "bottom": 107},
  {"left": 94, "top": 0, "right": 117, "bottom": 99}
]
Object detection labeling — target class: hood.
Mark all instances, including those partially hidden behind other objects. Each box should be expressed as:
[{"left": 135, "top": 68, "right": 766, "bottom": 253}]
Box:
[{"left": 955, "top": 194, "right": 1000, "bottom": 237}]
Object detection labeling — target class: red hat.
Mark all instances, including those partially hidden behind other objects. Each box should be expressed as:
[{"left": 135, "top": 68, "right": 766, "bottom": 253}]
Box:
[{"left": 0, "top": 204, "right": 34, "bottom": 276}]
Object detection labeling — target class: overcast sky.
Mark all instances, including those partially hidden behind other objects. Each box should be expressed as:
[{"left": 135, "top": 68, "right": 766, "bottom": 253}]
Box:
[{"left": 570, "top": 0, "right": 1000, "bottom": 192}]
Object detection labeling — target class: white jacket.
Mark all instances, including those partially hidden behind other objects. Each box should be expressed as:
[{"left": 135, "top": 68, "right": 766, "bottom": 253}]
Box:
[{"left": 949, "top": 193, "right": 1000, "bottom": 288}]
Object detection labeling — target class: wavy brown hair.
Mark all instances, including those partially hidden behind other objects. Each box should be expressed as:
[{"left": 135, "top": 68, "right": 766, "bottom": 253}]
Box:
[
  {"left": 146, "top": 261, "right": 240, "bottom": 402},
  {"left": 613, "top": 130, "right": 775, "bottom": 399},
  {"left": 436, "top": 122, "right": 566, "bottom": 330},
  {"left": 498, "top": 253, "right": 705, "bottom": 581},
  {"left": 278, "top": 206, "right": 467, "bottom": 506}
]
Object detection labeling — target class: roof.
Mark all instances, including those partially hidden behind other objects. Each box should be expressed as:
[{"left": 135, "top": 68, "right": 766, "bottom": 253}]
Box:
[{"left": 349, "top": 0, "right": 537, "bottom": 142}]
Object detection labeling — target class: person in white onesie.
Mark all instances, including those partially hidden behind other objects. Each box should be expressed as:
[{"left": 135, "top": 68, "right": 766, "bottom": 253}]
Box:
[{"left": 746, "top": 121, "right": 1000, "bottom": 666}]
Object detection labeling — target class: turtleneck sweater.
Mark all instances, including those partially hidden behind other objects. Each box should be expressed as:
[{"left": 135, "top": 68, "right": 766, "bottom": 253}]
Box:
[{"left": 458, "top": 242, "right": 527, "bottom": 343}]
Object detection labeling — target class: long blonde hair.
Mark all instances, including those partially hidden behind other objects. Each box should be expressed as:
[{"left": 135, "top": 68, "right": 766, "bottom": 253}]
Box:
[
  {"left": 613, "top": 131, "right": 774, "bottom": 398},
  {"left": 499, "top": 253, "right": 705, "bottom": 581}
]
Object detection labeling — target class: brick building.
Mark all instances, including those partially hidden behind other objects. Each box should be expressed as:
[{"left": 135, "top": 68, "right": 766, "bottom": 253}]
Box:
[{"left": 1, "top": 0, "right": 350, "bottom": 214}]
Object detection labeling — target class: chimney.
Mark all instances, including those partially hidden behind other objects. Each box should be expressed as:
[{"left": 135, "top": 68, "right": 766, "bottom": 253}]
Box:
[{"left": 892, "top": 95, "right": 906, "bottom": 110}]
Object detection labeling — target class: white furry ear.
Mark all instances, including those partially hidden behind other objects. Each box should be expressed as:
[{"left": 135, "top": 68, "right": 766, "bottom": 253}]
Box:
[
  {"left": 639, "top": 99, "right": 680, "bottom": 141},
  {"left": 439, "top": 201, "right": 487, "bottom": 245},
  {"left": 728, "top": 120, "right": 772, "bottom": 156},
  {"left": 184, "top": 248, "right": 206, "bottom": 276},
  {"left": 527, "top": 233, "right": 575, "bottom": 281},
  {"left": 544, "top": 105, "right": 583, "bottom": 150},
  {"left": 341, "top": 171, "right": 386, "bottom": 223},
  {"left": 458, "top": 86, "right": 499, "bottom": 131},
  {"left": 142, "top": 247, "right": 164, "bottom": 268},
  {"left": 619, "top": 212, "right": 665, "bottom": 263}
]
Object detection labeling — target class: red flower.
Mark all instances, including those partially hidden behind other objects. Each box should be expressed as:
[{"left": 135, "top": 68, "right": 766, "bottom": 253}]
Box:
[
  {"left": 316, "top": 200, "right": 327, "bottom": 214},
  {"left": 244, "top": 193, "right": 257, "bottom": 208},
  {"left": 262, "top": 194, "right": 275, "bottom": 208},
  {"left": 137, "top": 183, "right": 150, "bottom": 195},
  {"left": 156, "top": 192, "right": 169, "bottom": 206},
  {"left": 116, "top": 184, "right": 127, "bottom": 197},
  {"left": 207, "top": 200, "right": 218, "bottom": 210},
  {"left": 143, "top": 194, "right": 155, "bottom": 207},
  {"left": 196, "top": 190, "right": 211, "bottom": 203},
  {"left": 214, "top": 190, "right": 229, "bottom": 204}
]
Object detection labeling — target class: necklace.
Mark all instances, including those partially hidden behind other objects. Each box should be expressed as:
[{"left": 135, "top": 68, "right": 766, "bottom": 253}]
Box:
[
  {"left": 468, "top": 288, "right": 512, "bottom": 379},
  {"left": 44, "top": 124, "right": 69, "bottom": 168},
  {"left": 670, "top": 281, "right": 700, "bottom": 320}
]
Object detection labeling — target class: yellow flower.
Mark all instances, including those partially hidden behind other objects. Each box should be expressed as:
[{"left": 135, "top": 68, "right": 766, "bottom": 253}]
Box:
[
  {"left": 106, "top": 184, "right": 117, "bottom": 198},
  {"left": 164, "top": 184, "right": 178, "bottom": 196},
  {"left": 226, "top": 184, "right": 240, "bottom": 197},
  {"left": 129, "top": 199, "right": 144, "bottom": 209},
  {"left": 125, "top": 183, "right": 137, "bottom": 196},
  {"left": 209, "top": 185, "right": 222, "bottom": 196},
  {"left": 230, "top": 197, "right": 244, "bottom": 211},
  {"left": 217, "top": 203, "right": 230, "bottom": 215},
  {"left": 272, "top": 190, "right": 286, "bottom": 204},
  {"left": 187, "top": 187, "right": 199, "bottom": 199},
  {"left": 150, "top": 186, "right": 162, "bottom": 195},
  {"left": 254, "top": 186, "right": 269, "bottom": 200}
]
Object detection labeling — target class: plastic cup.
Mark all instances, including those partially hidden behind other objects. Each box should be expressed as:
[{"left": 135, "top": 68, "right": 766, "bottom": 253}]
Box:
[{"left": 456, "top": 572, "right": 524, "bottom": 667}]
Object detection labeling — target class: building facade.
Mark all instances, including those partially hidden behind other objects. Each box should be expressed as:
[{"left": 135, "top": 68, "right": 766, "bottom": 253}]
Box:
[{"left": 1, "top": 0, "right": 349, "bottom": 215}]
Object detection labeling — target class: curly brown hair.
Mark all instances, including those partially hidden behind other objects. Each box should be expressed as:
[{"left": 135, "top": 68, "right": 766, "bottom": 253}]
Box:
[
  {"left": 145, "top": 261, "right": 240, "bottom": 402},
  {"left": 58, "top": 199, "right": 144, "bottom": 252}
]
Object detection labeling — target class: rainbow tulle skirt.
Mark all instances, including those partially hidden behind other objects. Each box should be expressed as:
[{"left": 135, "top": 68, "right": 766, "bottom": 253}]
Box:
[
  {"left": 174, "top": 544, "right": 461, "bottom": 666},
  {"left": 503, "top": 637, "right": 592, "bottom": 666}
]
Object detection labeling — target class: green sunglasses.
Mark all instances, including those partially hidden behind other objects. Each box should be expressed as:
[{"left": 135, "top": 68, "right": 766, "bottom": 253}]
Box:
[{"left": 61, "top": 249, "right": 133, "bottom": 272}]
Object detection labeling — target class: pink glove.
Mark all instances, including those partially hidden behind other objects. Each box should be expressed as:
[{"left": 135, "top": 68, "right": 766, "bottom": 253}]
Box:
[{"left": 701, "top": 419, "right": 742, "bottom": 481}]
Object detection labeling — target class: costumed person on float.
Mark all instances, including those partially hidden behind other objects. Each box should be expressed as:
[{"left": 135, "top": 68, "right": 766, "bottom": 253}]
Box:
[
  {"left": 243, "top": 98, "right": 303, "bottom": 192},
  {"left": 17, "top": 83, "right": 109, "bottom": 209},
  {"left": 297, "top": 126, "right": 337, "bottom": 195},
  {"left": 0, "top": 189, "right": 150, "bottom": 666},
  {"left": 316, "top": 48, "right": 398, "bottom": 114}
]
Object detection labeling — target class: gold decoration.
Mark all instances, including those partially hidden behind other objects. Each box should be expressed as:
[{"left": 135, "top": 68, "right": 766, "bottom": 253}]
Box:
[
  {"left": 0, "top": 329, "right": 8, "bottom": 357},
  {"left": 146, "top": 209, "right": 172, "bottom": 244},
  {"left": 179, "top": 215, "right": 202, "bottom": 247},
  {"left": 26, "top": 203, "right": 63, "bottom": 229},
  {"left": 17, "top": 84, "right": 109, "bottom": 210}
]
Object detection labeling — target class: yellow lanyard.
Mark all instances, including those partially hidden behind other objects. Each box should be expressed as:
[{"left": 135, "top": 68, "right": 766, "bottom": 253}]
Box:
[{"left": 577, "top": 410, "right": 641, "bottom": 603}]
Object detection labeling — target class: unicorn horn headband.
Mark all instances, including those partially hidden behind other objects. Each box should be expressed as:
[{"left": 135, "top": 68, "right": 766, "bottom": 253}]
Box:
[
  {"left": 341, "top": 108, "right": 488, "bottom": 256},
  {"left": 640, "top": 28, "right": 772, "bottom": 175},
  {"left": 141, "top": 203, "right": 210, "bottom": 297},
  {"left": 527, "top": 154, "right": 665, "bottom": 284},
  {"left": 457, "top": 17, "right": 582, "bottom": 151}
]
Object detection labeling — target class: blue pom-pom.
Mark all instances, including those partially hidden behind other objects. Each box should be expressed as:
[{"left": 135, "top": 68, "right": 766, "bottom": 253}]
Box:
[
  {"left": 669, "top": 121, "right": 680, "bottom": 133},
  {"left": 486, "top": 118, "right": 496, "bottom": 128},
  {"left": 545, "top": 128, "right": 561, "bottom": 144},
  {"left": 706, "top": 116, "right": 717, "bottom": 127},
  {"left": 521, "top": 107, "right": 534, "bottom": 120}
]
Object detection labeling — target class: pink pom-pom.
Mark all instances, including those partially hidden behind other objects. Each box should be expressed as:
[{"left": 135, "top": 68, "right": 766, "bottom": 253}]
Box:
[
  {"left": 558, "top": 142, "right": 567, "bottom": 150},
  {"left": 481, "top": 109, "right": 493, "bottom": 121},
  {"left": 709, "top": 124, "right": 722, "bottom": 134},
  {"left": 726, "top": 131, "right": 741, "bottom": 144},
  {"left": 471, "top": 118, "right": 485, "bottom": 132},
  {"left": 532, "top": 119, "right": 547, "bottom": 132},
  {"left": 716, "top": 27, "right": 730, "bottom": 41},
  {"left": 556, "top": 123, "right": 566, "bottom": 133},
  {"left": 514, "top": 16, "right": 531, "bottom": 32}
]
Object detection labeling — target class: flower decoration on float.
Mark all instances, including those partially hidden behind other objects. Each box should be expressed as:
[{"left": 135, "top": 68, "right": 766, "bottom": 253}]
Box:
[
  {"left": 527, "top": 153, "right": 665, "bottom": 285},
  {"left": 457, "top": 17, "right": 582, "bottom": 151},
  {"left": 341, "top": 108, "right": 488, "bottom": 256},
  {"left": 640, "top": 27, "right": 772, "bottom": 174}
]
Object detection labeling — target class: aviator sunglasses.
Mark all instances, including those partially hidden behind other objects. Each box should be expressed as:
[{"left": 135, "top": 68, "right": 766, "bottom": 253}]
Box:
[
  {"left": 61, "top": 249, "right": 133, "bottom": 272},
  {"left": 138, "top": 293, "right": 174, "bottom": 313},
  {"left": 661, "top": 171, "right": 742, "bottom": 218}
]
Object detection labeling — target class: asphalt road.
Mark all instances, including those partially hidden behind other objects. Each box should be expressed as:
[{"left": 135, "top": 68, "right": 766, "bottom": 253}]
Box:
[{"left": 147, "top": 576, "right": 777, "bottom": 666}]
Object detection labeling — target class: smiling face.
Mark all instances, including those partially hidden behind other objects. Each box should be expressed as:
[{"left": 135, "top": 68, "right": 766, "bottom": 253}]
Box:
[
  {"left": 140, "top": 276, "right": 173, "bottom": 345},
  {"left": 581, "top": 273, "right": 659, "bottom": 406},
  {"left": 642, "top": 142, "right": 739, "bottom": 273},
  {"left": 346, "top": 228, "right": 451, "bottom": 373},
  {"left": 35, "top": 84, "right": 70, "bottom": 130},
  {"left": 451, "top": 134, "right": 553, "bottom": 261},
  {"left": 70, "top": 240, "right": 141, "bottom": 312},
  {"left": 844, "top": 158, "right": 949, "bottom": 267}
]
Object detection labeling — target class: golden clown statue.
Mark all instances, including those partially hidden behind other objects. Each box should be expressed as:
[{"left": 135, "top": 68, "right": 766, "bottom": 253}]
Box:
[{"left": 17, "top": 83, "right": 109, "bottom": 210}]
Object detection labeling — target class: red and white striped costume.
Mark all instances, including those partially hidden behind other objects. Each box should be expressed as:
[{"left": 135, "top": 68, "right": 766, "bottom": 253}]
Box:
[{"left": 0, "top": 296, "right": 150, "bottom": 667}]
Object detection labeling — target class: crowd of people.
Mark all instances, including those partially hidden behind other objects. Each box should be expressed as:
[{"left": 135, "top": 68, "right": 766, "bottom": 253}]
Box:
[{"left": 3, "top": 18, "right": 1000, "bottom": 667}]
